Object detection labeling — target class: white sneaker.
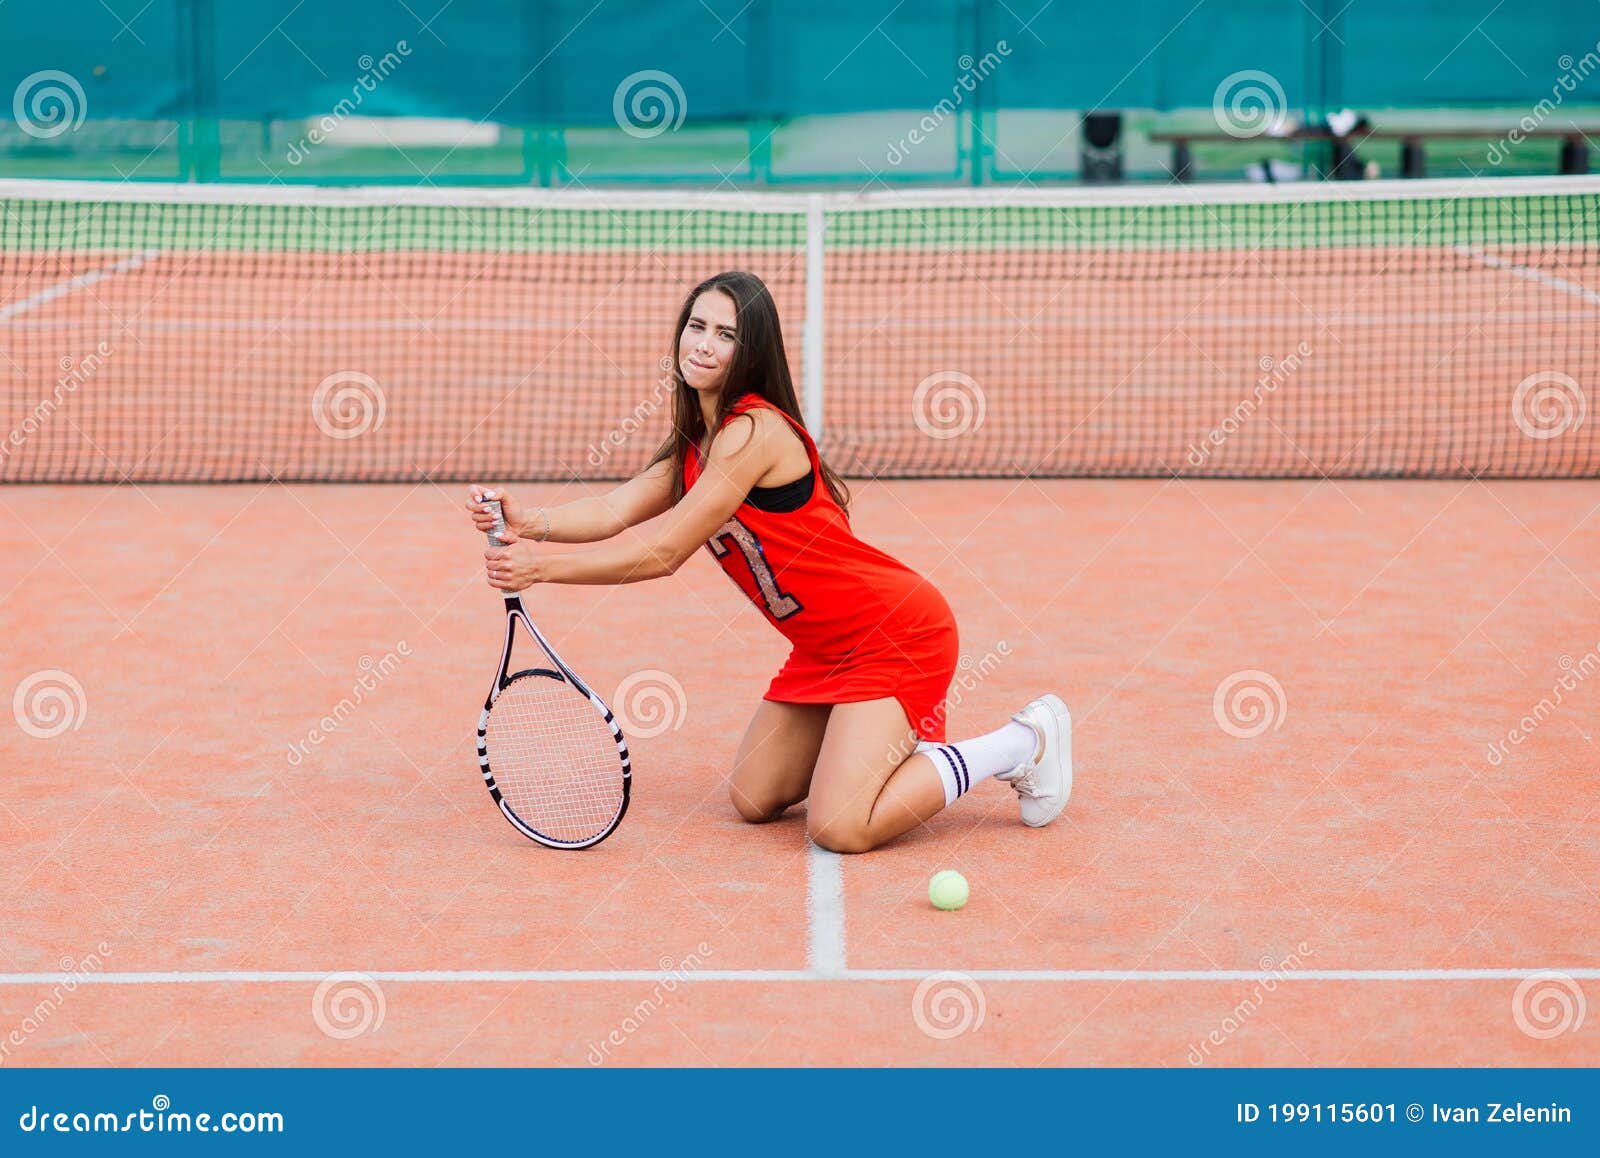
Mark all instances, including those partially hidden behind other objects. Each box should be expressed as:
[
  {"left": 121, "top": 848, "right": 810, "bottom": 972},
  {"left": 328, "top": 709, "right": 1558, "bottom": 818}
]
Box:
[{"left": 997, "top": 694, "right": 1073, "bottom": 827}]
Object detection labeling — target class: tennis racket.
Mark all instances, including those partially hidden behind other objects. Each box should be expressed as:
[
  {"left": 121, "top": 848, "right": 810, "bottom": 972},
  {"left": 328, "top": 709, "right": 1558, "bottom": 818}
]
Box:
[{"left": 475, "top": 498, "right": 631, "bottom": 848}]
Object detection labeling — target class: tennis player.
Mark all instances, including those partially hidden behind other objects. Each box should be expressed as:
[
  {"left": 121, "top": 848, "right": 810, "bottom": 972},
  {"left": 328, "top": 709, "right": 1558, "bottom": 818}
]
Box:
[{"left": 469, "top": 271, "right": 1071, "bottom": 853}]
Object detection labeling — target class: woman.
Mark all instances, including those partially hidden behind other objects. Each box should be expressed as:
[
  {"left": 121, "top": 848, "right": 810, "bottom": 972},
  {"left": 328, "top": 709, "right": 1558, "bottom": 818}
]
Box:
[{"left": 468, "top": 270, "right": 1071, "bottom": 853}]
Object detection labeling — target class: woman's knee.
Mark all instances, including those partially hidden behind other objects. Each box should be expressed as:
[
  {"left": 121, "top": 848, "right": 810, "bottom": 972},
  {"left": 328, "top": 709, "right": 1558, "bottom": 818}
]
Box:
[
  {"left": 729, "top": 776, "right": 795, "bottom": 824},
  {"left": 806, "top": 816, "right": 877, "bottom": 854}
]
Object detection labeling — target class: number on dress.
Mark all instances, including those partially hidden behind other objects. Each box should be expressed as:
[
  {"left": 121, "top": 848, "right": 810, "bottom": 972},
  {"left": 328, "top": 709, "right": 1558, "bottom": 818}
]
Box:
[{"left": 708, "top": 517, "right": 803, "bottom": 620}]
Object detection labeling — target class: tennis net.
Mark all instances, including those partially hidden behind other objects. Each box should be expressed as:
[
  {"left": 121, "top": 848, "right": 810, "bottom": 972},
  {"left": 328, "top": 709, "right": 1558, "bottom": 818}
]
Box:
[{"left": 2, "top": 177, "right": 1596, "bottom": 482}]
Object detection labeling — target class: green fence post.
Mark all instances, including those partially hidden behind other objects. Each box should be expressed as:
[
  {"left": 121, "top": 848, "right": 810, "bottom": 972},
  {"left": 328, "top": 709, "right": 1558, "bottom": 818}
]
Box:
[
  {"left": 748, "top": 0, "right": 774, "bottom": 184},
  {"left": 521, "top": 0, "right": 539, "bottom": 185},
  {"left": 182, "top": 0, "right": 221, "bottom": 181},
  {"left": 177, "top": 0, "right": 201, "bottom": 180},
  {"left": 1304, "top": 0, "right": 1346, "bottom": 178},
  {"left": 520, "top": 0, "right": 559, "bottom": 186},
  {"left": 1320, "top": 0, "right": 1344, "bottom": 120},
  {"left": 969, "top": 0, "right": 993, "bottom": 185},
  {"left": 547, "top": 127, "right": 566, "bottom": 186}
]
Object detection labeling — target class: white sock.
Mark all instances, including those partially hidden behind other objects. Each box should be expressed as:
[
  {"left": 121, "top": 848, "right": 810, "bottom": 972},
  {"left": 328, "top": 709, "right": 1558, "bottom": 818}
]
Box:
[{"left": 917, "top": 721, "right": 1038, "bottom": 806}]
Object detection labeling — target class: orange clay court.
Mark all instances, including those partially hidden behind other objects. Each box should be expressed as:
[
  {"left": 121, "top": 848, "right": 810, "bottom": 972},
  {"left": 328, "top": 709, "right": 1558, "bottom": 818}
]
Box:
[{"left": 0, "top": 180, "right": 1597, "bottom": 1066}]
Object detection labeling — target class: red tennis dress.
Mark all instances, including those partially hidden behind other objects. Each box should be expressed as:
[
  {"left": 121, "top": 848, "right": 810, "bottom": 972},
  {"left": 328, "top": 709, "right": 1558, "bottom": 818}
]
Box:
[{"left": 684, "top": 393, "right": 960, "bottom": 742}]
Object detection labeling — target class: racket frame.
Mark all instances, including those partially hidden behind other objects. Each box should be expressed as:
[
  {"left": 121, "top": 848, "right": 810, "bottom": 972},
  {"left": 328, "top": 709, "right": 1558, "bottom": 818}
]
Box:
[{"left": 476, "top": 499, "right": 632, "bottom": 848}]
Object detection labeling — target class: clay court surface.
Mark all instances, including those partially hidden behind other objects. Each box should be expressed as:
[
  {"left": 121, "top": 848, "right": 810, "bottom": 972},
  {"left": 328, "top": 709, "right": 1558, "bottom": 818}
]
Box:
[
  {"left": 2, "top": 179, "right": 1596, "bottom": 1065},
  {"left": 2, "top": 475, "right": 1597, "bottom": 1065}
]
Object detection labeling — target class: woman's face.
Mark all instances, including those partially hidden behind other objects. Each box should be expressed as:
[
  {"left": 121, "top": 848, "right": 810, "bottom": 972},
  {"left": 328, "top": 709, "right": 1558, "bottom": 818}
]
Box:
[{"left": 678, "top": 289, "right": 739, "bottom": 395}]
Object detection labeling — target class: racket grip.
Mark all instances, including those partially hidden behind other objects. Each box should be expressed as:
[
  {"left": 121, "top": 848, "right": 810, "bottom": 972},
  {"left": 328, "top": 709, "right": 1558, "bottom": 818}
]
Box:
[{"left": 484, "top": 498, "right": 508, "bottom": 547}]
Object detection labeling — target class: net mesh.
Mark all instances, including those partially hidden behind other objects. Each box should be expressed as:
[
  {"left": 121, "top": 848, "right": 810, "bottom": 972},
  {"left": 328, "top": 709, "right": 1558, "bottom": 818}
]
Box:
[
  {"left": 484, "top": 671, "right": 626, "bottom": 845},
  {"left": 3, "top": 179, "right": 1597, "bottom": 482}
]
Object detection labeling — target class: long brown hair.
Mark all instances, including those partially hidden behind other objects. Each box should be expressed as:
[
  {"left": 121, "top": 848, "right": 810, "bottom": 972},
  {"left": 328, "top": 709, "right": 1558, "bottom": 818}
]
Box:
[{"left": 648, "top": 270, "right": 850, "bottom": 512}]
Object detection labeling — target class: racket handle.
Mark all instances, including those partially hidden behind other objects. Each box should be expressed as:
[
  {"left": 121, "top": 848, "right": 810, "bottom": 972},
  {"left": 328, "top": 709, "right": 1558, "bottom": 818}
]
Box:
[{"left": 484, "top": 498, "right": 508, "bottom": 548}]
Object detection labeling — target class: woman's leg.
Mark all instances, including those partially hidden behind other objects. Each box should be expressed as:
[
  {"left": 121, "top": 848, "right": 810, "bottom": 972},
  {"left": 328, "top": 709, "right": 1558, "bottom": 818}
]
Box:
[
  {"left": 728, "top": 700, "right": 833, "bottom": 823},
  {"left": 806, "top": 695, "right": 1073, "bottom": 852},
  {"left": 805, "top": 698, "right": 946, "bottom": 854}
]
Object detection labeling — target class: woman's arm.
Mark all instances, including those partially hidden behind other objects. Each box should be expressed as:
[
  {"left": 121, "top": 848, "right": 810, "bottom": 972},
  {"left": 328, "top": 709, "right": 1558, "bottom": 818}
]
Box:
[
  {"left": 484, "top": 412, "right": 781, "bottom": 590},
  {"left": 533, "top": 458, "right": 676, "bottom": 543},
  {"left": 468, "top": 458, "right": 675, "bottom": 545}
]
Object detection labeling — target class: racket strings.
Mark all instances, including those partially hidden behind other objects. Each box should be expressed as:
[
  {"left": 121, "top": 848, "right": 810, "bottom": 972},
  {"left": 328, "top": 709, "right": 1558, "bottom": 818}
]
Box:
[{"left": 485, "top": 673, "right": 626, "bottom": 843}]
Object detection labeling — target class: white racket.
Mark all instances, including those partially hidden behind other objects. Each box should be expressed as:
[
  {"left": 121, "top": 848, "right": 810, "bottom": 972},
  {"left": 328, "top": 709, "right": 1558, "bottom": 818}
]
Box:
[{"left": 476, "top": 499, "right": 631, "bottom": 848}]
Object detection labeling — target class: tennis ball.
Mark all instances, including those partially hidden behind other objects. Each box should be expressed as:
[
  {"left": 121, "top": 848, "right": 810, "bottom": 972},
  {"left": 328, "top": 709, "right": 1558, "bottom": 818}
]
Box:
[{"left": 928, "top": 869, "right": 969, "bottom": 911}]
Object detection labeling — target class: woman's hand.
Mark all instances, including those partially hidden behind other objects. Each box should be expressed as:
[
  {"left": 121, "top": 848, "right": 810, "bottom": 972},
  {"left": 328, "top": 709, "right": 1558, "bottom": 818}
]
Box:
[
  {"left": 484, "top": 535, "right": 545, "bottom": 592},
  {"left": 466, "top": 485, "right": 531, "bottom": 538}
]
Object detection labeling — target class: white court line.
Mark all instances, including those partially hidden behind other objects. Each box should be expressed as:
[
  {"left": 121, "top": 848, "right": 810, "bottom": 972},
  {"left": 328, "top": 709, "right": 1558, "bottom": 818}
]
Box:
[
  {"left": 1454, "top": 244, "right": 1600, "bottom": 307},
  {"left": 0, "top": 250, "right": 162, "bottom": 321},
  {"left": 2, "top": 968, "right": 1597, "bottom": 985},
  {"left": 806, "top": 842, "right": 847, "bottom": 977}
]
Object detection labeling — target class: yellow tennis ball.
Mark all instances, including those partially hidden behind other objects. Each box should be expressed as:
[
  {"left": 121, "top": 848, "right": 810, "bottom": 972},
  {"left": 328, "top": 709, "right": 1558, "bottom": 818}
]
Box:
[{"left": 929, "top": 869, "right": 969, "bottom": 911}]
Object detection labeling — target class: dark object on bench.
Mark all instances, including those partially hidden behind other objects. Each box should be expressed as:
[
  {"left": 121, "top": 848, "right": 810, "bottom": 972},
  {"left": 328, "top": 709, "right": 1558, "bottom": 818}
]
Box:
[{"left": 1080, "top": 111, "right": 1123, "bottom": 183}]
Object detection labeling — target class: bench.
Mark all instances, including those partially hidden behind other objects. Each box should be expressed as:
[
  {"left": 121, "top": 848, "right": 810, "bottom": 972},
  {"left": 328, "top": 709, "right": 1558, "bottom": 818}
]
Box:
[{"left": 1148, "top": 125, "right": 1595, "bottom": 181}]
